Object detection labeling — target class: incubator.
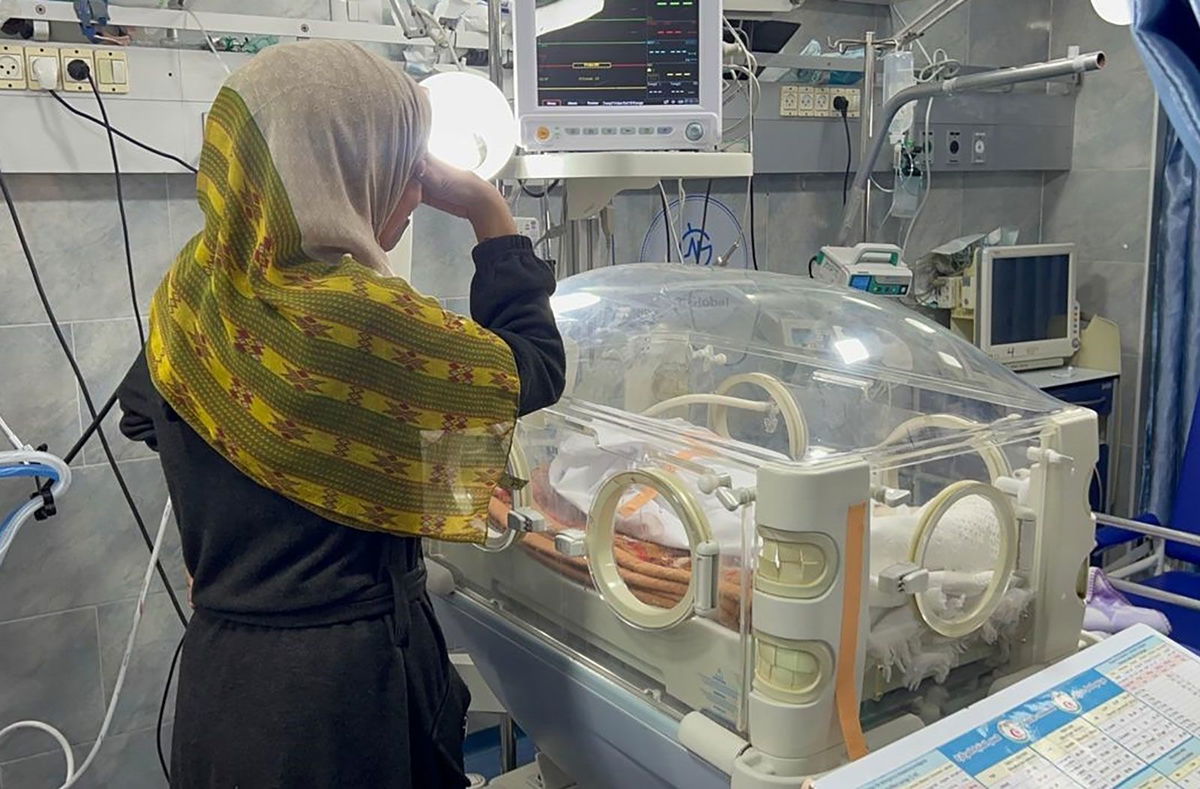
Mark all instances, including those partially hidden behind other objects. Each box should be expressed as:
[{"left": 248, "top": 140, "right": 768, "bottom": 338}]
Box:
[{"left": 428, "top": 264, "right": 1098, "bottom": 788}]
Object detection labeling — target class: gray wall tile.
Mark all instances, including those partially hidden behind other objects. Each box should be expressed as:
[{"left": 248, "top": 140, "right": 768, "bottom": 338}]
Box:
[
  {"left": 1077, "top": 261, "right": 1146, "bottom": 355},
  {"left": 762, "top": 173, "right": 846, "bottom": 272},
  {"left": 0, "top": 724, "right": 171, "bottom": 789},
  {"left": 407, "top": 204, "right": 479, "bottom": 301},
  {"left": 897, "top": 175, "right": 967, "bottom": 261},
  {"left": 0, "top": 174, "right": 173, "bottom": 326},
  {"left": 73, "top": 318, "right": 154, "bottom": 465},
  {"left": 0, "top": 324, "right": 81, "bottom": 462},
  {"left": 968, "top": 0, "right": 1051, "bottom": 67},
  {"left": 1118, "top": 352, "right": 1142, "bottom": 451},
  {"left": 960, "top": 172, "right": 1045, "bottom": 243},
  {"left": 0, "top": 460, "right": 181, "bottom": 622},
  {"left": 97, "top": 593, "right": 186, "bottom": 736},
  {"left": 0, "top": 609, "right": 104, "bottom": 762},
  {"left": 892, "top": 0, "right": 970, "bottom": 60},
  {"left": 1070, "top": 63, "right": 1155, "bottom": 171},
  {"left": 1042, "top": 169, "right": 1150, "bottom": 264},
  {"left": 1050, "top": 0, "right": 1143, "bottom": 72},
  {"left": 165, "top": 174, "right": 203, "bottom": 251}
]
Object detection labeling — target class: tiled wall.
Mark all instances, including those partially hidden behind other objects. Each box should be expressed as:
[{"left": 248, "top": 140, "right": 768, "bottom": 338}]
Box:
[
  {"left": 0, "top": 174, "right": 194, "bottom": 786},
  {"left": 1042, "top": 0, "right": 1156, "bottom": 515}
]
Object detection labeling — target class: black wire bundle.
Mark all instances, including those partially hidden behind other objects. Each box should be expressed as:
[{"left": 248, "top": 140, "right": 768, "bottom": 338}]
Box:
[
  {"left": 659, "top": 187, "right": 672, "bottom": 262},
  {"left": 835, "top": 96, "right": 852, "bottom": 207}
]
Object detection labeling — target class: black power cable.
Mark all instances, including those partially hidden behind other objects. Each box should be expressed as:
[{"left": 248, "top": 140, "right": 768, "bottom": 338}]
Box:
[
  {"left": 157, "top": 631, "right": 186, "bottom": 780},
  {"left": 47, "top": 91, "right": 197, "bottom": 174},
  {"left": 658, "top": 186, "right": 671, "bottom": 262},
  {"left": 519, "top": 179, "right": 559, "bottom": 199},
  {"left": 698, "top": 179, "right": 712, "bottom": 265},
  {"left": 74, "top": 63, "right": 146, "bottom": 346},
  {"left": 834, "top": 95, "right": 852, "bottom": 207},
  {"left": 747, "top": 175, "right": 759, "bottom": 270}
]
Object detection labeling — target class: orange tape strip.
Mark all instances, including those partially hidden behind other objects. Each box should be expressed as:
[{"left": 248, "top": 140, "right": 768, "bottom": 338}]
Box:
[
  {"left": 616, "top": 449, "right": 707, "bottom": 518},
  {"left": 835, "top": 501, "right": 870, "bottom": 761}
]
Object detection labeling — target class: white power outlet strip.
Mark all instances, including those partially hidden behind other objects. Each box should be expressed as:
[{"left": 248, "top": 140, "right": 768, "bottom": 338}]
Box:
[{"left": 514, "top": 216, "right": 541, "bottom": 243}]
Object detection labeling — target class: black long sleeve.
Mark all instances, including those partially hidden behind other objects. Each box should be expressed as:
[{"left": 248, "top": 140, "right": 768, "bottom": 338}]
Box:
[{"left": 468, "top": 234, "right": 566, "bottom": 416}]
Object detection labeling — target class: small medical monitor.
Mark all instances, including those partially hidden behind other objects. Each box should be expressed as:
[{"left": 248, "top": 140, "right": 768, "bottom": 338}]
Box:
[
  {"left": 977, "top": 244, "right": 1077, "bottom": 370},
  {"left": 513, "top": 0, "right": 723, "bottom": 152}
]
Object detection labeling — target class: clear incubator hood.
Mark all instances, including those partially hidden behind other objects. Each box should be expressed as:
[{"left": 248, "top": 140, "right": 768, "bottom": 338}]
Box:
[{"left": 430, "top": 263, "right": 1098, "bottom": 777}]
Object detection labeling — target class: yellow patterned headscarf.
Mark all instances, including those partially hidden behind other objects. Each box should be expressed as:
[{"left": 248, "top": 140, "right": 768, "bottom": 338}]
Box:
[{"left": 147, "top": 42, "right": 520, "bottom": 543}]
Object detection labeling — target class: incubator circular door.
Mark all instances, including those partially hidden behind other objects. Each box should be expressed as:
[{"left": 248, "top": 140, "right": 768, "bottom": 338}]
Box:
[
  {"left": 586, "top": 468, "right": 714, "bottom": 630},
  {"left": 709, "top": 373, "right": 808, "bottom": 459},
  {"left": 908, "top": 480, "right": 1018, "bottom": 638},
  {"left": 475, "top": 437, "right": 530, "bottom": 553}
]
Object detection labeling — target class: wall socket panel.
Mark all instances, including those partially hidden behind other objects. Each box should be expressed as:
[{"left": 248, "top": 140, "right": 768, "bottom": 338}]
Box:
[
  {"left": 514, "top": 216, "right": 541, "bottom": 243},
  {"left": 779, "top": 85, "right": 861, "bottom": 118},
  {"left": 0, "top": 44, "right": 128, "bottom": 93}
]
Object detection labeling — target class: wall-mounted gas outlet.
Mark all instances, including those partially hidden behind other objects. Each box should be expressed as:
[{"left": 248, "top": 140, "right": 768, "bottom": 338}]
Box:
[
  {"left": 59, "top": 48, "right": 96, "bottom": 92},
  {"left": 0, "top": 44, "right": 25, "bottom": 90},
  {"left": 946, "top": 129, "right": 962, "bottom": 164},
  {"left": 972, "top": 131, "right": 987, "bottom": 164}
]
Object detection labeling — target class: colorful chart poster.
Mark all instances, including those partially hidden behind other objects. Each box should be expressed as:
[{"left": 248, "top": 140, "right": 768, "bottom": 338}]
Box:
[{"left": 818, "top": 626, "right": 1200, "bottom": 788}]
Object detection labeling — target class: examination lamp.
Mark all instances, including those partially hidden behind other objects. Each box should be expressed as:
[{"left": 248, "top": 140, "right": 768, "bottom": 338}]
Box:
[
  {"left": 422, "top": 71, "right": 517, "bottom": 181},
  {"left": 1090, "top": 0, "right": 1132, "bottom": 25}
]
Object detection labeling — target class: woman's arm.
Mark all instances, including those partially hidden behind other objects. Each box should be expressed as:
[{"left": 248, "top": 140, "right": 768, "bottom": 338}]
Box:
[
  {"left": 419, "top": 161, "right": 566, "bottom": 416},
  {"left": 470, "top": 235, "right": 565, "bottom": 415},
  {"left": 115, "top": 353, "right": 160, "bottom": 451}
]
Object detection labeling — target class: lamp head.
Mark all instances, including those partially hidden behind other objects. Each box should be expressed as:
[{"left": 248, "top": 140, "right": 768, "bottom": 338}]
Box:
[
  {"left": 1090, "top": 0, "right": 1131, "bottom": 25},
  {"left": 422, "top": 70, "right": 516, "bottom": 181}
]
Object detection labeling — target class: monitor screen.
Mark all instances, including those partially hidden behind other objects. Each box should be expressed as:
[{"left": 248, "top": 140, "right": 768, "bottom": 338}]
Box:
[
  {"left": 989, "top": 253, "right": 1071, "bottom": 345},
  {"left": 535, "top": 0, "right": 701, "bottom": 107}
]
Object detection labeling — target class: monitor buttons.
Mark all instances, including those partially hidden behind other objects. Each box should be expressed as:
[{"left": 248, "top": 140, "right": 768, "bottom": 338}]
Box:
[
  {"left": 535, "top": 126, "right": 552, "bottom": 142},
  {"left": 564, "top": 127, "right": 581, "bottom": 136},
  {"left": 601, "top": 127, "right": 618, "bottom": 135},
  {"left": 656, "top": 126, "right": 674, "bottom": 135},
  {"left": 684, "top": 122, "right": 705, "bottom": 142},
  {"left": 638, "top": 126, "right": 655, "bottom": 135},
  {"left": 619, "top": 126, "right": 636, "bottom": 135},
  {"left": 582, "top": 128, "right": 599, "bottom": 136}
]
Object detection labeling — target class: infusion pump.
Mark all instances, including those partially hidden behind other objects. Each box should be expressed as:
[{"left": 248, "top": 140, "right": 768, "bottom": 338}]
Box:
[
  {"left": 511, "top": 0, "right": 724, "bottom": 152},
  {"left": 812, "top": 243, "right": 913, "bottom": 297}
]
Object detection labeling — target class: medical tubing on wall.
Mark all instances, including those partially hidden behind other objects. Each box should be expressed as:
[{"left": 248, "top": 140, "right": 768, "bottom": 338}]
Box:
[
  {"left": 836, "top": 51, "right": 1106, "bottom": 245},
  {"left": 0, "top": 499, "right": 174, "bottom": 789}
]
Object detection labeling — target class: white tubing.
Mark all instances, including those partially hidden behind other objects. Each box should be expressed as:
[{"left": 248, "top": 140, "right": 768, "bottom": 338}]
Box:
[
  {"left": 0, "top": 499, "right": 174, "bottom": 789},
  {"left": 711, "top": 373, "right": 809, "bottom": 460},
  {"left": 642, "top": 394, "right": 774, "bottom": 419},
  {"left": 0, "top": 450, "right": 72, "bottom": 566}
]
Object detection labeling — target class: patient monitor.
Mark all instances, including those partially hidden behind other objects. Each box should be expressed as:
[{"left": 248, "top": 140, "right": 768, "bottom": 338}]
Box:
[
  {"left": 430, "top": 265, "right": 1098, "bottom": 787},
  {"left": 511, "top": 0, "right": 724, "bottom": 152}
]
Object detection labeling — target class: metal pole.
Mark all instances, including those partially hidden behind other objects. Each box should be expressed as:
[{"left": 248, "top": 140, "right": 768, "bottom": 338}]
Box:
[
  {"left": 487, "top": 0, "right": 504, "bottom": 88},
  {"left": 859, "top": 32, "right": 876, "bottom": 241},
  {"left": 499, "top": 715, "right": 518, "bottom": 772},
  {"left": 892, "top": 0, "right": 972, "bottom": 48},
  {"left": 836, "top": 50, "right": 1106, "bottom": 245}
]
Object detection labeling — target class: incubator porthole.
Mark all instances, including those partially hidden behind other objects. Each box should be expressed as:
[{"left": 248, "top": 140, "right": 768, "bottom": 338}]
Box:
[
  {"left": 908, "top": 480, "right": 1018, "bottom": 639},
  {"left": 476, "top": 437, "right": 530, "bottom": 553},
  {"left": 585, "top": 468, "right": 714, "bottom": 631}
]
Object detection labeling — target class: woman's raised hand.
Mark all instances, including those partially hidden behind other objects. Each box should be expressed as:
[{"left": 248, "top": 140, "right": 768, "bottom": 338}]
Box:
[{"left": 418, "top": 158, "right": 517, "bottom": 242}]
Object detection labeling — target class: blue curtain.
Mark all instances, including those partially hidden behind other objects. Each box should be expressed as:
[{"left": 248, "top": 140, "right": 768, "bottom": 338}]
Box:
[
  {"left": 1140, "top": 128, "right": 1200, "bottom": 520},
  {"left": 1132, "top": 0, "right": 1200, "bottom": 520}
]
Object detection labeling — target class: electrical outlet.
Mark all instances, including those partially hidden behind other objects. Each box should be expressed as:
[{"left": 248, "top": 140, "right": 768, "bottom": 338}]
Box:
[
  {"left": 0, "top": 44, "right": 24, "bottom": 90},
  {"left": 779, "top": 85, "right": 799, "bottom": 116},
  {"left": 797, "top": 88, "right": 815, "bottom": 116},
  {"left": 24, "top": 46, "right": 59, "bottom": 90},
  {"left": 59, "top": 48, "right": 95, "bottom": 92},
  {"left": 813, "top": 89, "right": 831, "bottom": 113},
  {"left": 831, "top": 89, "right": 861, "bottom": 118},
  {"left": 514, "top": 216, "right": 540, "bottom": 242}
]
